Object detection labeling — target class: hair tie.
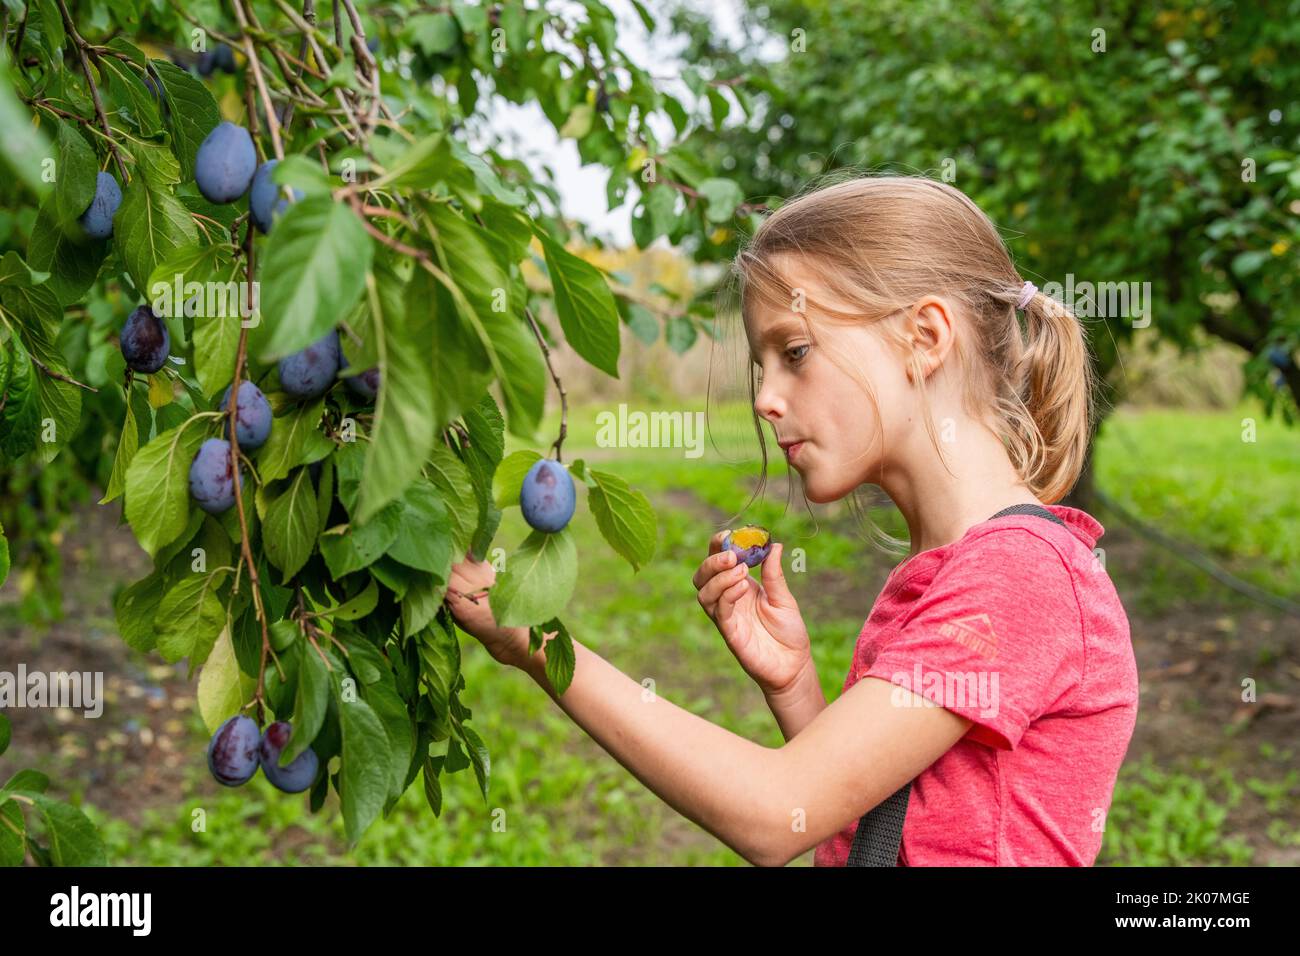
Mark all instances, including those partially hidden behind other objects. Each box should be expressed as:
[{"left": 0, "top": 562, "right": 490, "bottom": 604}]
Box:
[{"left": 1015, "top": 280, "right": 1038, "bottom": 310}]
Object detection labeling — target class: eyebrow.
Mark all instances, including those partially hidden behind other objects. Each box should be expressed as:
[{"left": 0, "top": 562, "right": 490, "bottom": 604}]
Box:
[{"left": 759, "top": 318, "right": 808, "bottom": 347}]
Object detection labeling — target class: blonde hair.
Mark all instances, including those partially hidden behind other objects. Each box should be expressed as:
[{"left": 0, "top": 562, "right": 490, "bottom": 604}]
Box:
[{"left": 717, "top": 172, "right": 1098, "bottom": 554}]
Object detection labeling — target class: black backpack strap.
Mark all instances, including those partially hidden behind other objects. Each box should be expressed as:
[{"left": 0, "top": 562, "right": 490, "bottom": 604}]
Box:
[
  {"left": 844, "top": 502, "right": 1064, "bottom": 866},
  {"left": 847, "top": 780, "right": 912, "bottom": 865},
  {"left": 988, "top": 503, "right": 1066, "bottom": 527}
]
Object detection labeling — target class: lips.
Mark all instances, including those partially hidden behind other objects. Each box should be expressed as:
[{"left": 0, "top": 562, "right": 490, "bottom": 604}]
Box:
[{"left": 778, "top": 439, "right": 805, "bottom": 463}]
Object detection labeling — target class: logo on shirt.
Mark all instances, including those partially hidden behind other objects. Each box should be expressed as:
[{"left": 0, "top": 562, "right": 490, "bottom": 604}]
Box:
[{"left": 939, "top": 614, "right": 999, "bottom": 659}]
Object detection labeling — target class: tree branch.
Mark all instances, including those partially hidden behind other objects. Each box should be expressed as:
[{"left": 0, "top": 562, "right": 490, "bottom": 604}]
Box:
[{"left": 53, "top": 0, "right": 128, "bottom": 181}]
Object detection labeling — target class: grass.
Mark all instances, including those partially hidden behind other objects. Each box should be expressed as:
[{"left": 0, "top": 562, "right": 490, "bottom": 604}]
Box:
[
  {"left": 1095, "top": 400, "right": 1300, "bottom": 612},
  {"left": 83, "top": 396, "right": 1298, "bottom": 866}
]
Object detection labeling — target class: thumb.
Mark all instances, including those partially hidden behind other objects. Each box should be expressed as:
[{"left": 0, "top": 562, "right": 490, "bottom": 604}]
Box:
[{"left": 760, "top": 543, "right": 796, "bottom": 609}]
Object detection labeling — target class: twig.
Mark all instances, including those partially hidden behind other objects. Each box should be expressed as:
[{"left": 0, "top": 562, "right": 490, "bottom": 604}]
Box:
[
  {"left": 31, "top": 356, "right": 98, "bottom": 392},
  {"left": 53, "top": 0, "right": 128, "bottom": 181},
  {"left": 230, "top": 223, "right": 273, "bottom": 723},
  {"left": 232, "top": 0, "right": 285, "bottom": 160}
]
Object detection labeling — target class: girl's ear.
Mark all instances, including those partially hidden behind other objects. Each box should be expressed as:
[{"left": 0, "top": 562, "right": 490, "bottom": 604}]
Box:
[{"left": 906, "top": 298, "right": 957, "bottom": 383}]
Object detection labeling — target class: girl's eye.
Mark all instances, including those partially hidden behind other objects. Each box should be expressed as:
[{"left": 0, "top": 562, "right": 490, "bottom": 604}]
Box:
[{"left": 786, "top": 345, "right": 810, "bottom": 364}]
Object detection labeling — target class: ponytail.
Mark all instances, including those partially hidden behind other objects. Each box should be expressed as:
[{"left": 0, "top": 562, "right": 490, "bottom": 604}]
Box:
[{"left": 1008, "top": 288, "right": 1096, "bottom": 503}]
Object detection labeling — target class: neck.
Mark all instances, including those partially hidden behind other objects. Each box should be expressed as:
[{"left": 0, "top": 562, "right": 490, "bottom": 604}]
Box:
[{"left": 880, "top": 419, "right": 1042, "bottom": 556}]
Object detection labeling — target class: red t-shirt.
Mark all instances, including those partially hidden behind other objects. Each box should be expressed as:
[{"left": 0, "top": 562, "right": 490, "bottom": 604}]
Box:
[{"left": 814, "top": 504, "right": 1138, "bottom": 866}]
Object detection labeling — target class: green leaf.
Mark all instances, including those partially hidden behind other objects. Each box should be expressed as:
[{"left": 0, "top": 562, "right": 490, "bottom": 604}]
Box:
[
  {"left": 623, "top": 302, "right": 659, "bottom": 344},
  {"left": 698, "top": 177, "right": 745, "bottom": 223},
  {"left": 255, "top": 198, "right": 373, "bottom": 362},
  {"left": 100, "top": 383, "right": 151, "bottom": 504},
  {"left": 263, "top": 468, "right": 318, "bottom": 580},
  {"left": 536, "top": 231, "right": 621, "bottom": 377},
  {"left": 0, "top": 338, "right": 39, "bottom": 459},
  {"left": 361, "top": 679, "right": 415, "bottom": 801},
  {"left": 560, "top": 102, "right": 594, "bottom": 139},
  {"left": 319, "top": 501, "right": 402, "bottom": 578},
  {"left": 286, "top": 645, "right": 330, "bottom": 764},
  {"left": 257, "top": 398, "right": 326, "bottom": 483},
  {"left": 101, "top": 56, "right": 162, "bottom": 136},
  {"left": 408, "top": 12, "right": 460, "bottom": 55},
  {"left": 124, "top": 420, "right": 207, "bottom": 557},
  {"left": 400, "top": 572, "right": 446, "bottom": 635},
  {"left": 586, "top": 468, "right": 658, "bottom": 571},
  {"left": 491, "top": 528, "right": 578, "bottom": 628},
  {"left": 26, "top": 200, "right": 108, "bottom": 304},
  {"left": 196, "top": 628, "right": 255, "bottom": 736},
  {"left": 388, "top": 482, "right": 453, "bottom": 575},
  {"left": 150, "top": 60, "right": 222, "bottom": 180},
  {"left": 0, "top": 801, "right": 22, "bottom": 866},
  {"left": 665, "top": 314, "right": 698, "bottom": 354},
  {"left": 426, "top": 444, "right": 477, "bottom": 558},
  {"left": 427, "top": 204, "right": 545, "bottom": 439},
  {"left": 412, "top": 267, "right": 492, "bottom": 435},
  {"left": 534, "top": 617, "right": 576, "bottom": 694},
  {"left": 493, "top": 449, "right": 542, "bottom": 509},
  {"left": 116, "top": 176, "right": 200, "bottom": 295},
  {"left": 314, "top": 577, "right": 378, "bottom": 621},
  {"left": 0, "top": 60, "right": 52, "bottom": 197},
  {"left": 155, "top": 569, "right": 229, "bottom": 665},
  {"left": 114, "top": 570, "right": 166, "bottom": 652},
  {"left": 50, "top": 120, "right": 98, "bottom": 229},
  {"left": 25, "top": 793, "right": 106, "bottom": 866},
  {"left": 355, "top": 265, "right": 435, "bottom": 523},
  {"left": 337, "top": 688, "right": 391, "bottom": 847}
]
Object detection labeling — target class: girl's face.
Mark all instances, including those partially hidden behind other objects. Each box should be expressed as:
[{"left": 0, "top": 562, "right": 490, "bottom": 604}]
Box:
[{"left": 746, "top": 255, "right": 916, "bottom": 504}]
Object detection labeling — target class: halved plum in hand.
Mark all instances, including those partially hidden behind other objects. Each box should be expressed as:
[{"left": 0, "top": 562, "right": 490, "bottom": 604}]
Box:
[{"left": 721, "top": 525, "right": 773, "bottom": 568}]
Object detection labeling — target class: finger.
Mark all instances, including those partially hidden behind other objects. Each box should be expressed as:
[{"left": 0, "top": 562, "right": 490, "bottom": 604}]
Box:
[
  {"left": 716, "top": 577, "right": 746, "bottom": 627},
  {"left": 697, "top": 562, "right": 749, "bottom": 608},
  {"left": 760, "top": 543, "right": 797, "bottom": 609},
  {"left": 692, "top": 548, "right": 737, "bottom": 590},
  {"left": 708, "top": 530, "right": 727, "bottom": 555}
]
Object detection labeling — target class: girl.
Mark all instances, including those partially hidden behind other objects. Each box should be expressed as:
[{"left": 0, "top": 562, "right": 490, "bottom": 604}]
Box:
[{"left": 445, "top": 174, "right": 1140, "bottom": 867}]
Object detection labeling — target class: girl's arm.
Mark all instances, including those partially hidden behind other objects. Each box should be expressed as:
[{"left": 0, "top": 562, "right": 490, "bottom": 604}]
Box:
[
  {"left": 514, "top": 632, "right": 973, "bottom": 867},
  {"left": 762, "top": 659, "right": 829, "bottom": 741}
]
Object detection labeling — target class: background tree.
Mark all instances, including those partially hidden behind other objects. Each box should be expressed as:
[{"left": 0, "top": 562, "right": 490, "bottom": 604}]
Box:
[{"left": 662, "top": 0, "right": 1300, "bottom": 504}]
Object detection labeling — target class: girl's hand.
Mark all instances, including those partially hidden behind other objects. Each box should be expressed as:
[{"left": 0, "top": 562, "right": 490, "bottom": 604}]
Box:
[
  {"left": 693, "top": 535, "right": 812, "bottom": 697},
  {"left": 445, "top": 555, "right": 531, "bottom": 669}
]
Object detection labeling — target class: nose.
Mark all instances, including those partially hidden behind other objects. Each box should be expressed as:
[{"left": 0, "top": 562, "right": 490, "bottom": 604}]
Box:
[{"left": 754, "top": 374, "right": 785, "bottom": 425}]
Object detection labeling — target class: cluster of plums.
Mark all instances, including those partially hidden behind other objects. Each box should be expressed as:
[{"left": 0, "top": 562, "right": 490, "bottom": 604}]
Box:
[
  {"left": 185, "top": 331, "right": 380, "bottom": 515},
  {"left": 195, "top": 121, "right": 304, "bottom": 231},
  {"left": 207, "top": 715, "right": 320, "bottom": 792}
]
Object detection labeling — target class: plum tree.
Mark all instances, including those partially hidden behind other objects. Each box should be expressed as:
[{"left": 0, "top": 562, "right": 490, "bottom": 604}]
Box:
[
  {"left": 278, "top": 330, "right": 340, "bottom": 399},
  {"left": 258, "top": 721, "right": 320, "bottom": 793},
  {"left": 78, "top": 171, "right": 121, "bottom": 239},
  {"left": 119, "top": 305, "right": 170, "bottom": 373},
  {"left": 249, "top": 160, "right": 304, "bottom": 233},
  {"left": 520, "top": 459, "right": 576, "bottom": 533},
  {"left": 194, "top": 121, "right": 257, "bottom": 203},
  {"left": 720, "top": 526, "right": 772, "bottom": 567},
  {"left": 338, "top": 353, "right": 380, "bottom": 401},
  {"left": 207, "top": 715, "right": 261, "bottom": 786},
  {"left": 188, "top": 438, "right": 242, "bottom": 514},
  {"left": 4, "top": 0, "right": 681, "bottom": 851},
  {"left": 219, "top": 381, "right": 272, "bottom": 450}
]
